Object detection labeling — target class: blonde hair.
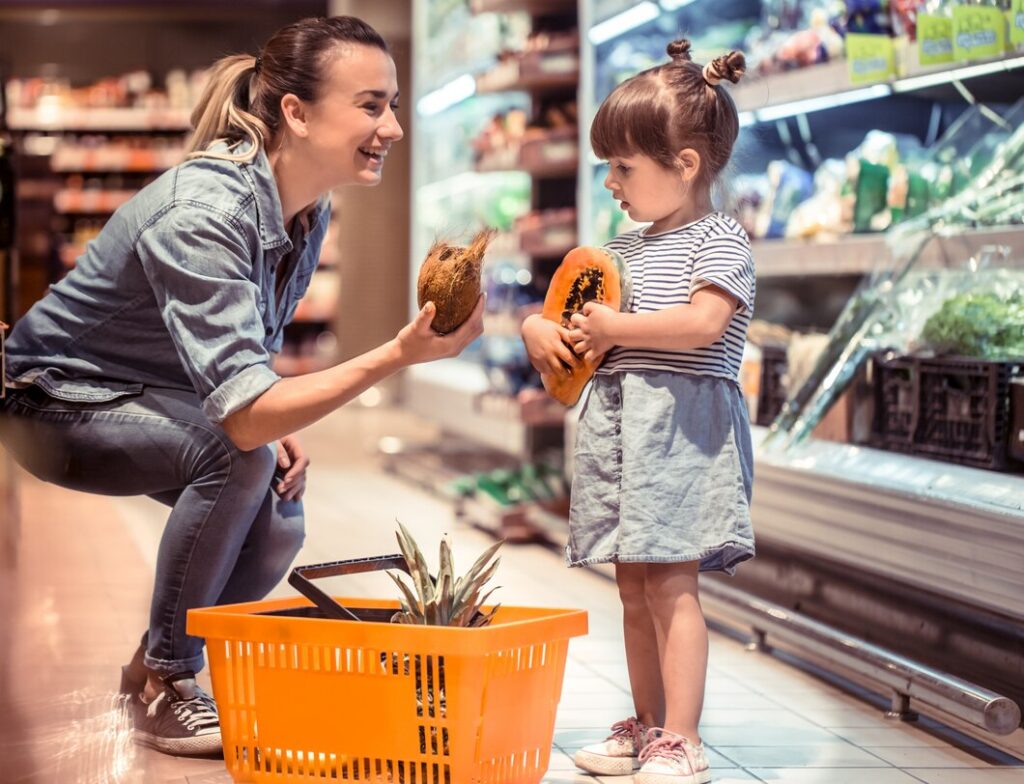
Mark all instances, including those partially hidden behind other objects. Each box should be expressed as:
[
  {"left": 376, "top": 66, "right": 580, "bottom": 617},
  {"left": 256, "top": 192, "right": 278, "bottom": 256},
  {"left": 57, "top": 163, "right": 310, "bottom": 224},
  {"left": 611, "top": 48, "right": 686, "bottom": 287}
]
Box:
[
  {"left": 186, "top": 55, "right": 267, "bottom": 163},
  {"left": 186, "top": 15, "right": 389, "bottom": 164}
]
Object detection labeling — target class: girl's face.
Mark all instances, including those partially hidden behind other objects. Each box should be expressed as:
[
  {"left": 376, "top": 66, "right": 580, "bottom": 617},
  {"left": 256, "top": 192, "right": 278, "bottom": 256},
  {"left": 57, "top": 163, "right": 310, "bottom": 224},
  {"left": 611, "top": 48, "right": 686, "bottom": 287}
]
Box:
[
  {"left": 304, "top": 44, "right": 404, "bottom": 187},
  {"left": 603, "top": 152, "right": 700, "bottom": 234}
]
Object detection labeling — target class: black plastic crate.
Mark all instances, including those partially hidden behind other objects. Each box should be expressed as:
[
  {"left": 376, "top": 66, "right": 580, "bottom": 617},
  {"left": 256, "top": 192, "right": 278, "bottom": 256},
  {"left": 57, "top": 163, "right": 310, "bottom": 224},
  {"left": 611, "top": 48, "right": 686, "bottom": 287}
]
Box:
[
  {"left": 870, "top": 352, "right": 1022, "bottom": 471},
  {"left": 869, "top": 353, "right": 917, "bottom": 454},
  {"left": 756, "top": 343, "right": 788, "bottom": 427}
]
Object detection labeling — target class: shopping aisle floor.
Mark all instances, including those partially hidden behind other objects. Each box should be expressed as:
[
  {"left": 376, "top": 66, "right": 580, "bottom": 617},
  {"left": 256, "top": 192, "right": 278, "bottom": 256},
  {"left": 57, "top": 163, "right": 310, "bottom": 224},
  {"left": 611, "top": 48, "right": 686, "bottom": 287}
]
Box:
[{"left": 2, "top": 403, "right": 1022, "bottom": 784}]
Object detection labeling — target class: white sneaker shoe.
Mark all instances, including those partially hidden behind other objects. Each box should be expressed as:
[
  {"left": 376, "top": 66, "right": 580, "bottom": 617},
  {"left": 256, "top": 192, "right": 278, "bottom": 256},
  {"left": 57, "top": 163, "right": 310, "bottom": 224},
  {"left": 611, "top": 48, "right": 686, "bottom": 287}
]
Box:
[
  {"left": 635, "top": 729, "right": 711, "bottom": 784},
  {"left": 573, "top": 716, "right": 650, "bottom": 775}
]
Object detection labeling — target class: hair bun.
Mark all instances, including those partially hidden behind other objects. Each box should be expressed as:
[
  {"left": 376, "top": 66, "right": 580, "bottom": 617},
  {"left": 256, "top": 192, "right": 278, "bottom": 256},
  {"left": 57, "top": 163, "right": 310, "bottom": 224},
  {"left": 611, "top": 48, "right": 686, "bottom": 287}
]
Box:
[
  {"left": 666, "top": 39, "right": 693, "bottom": 63},
  {"left": 703, "top": 51, "right": 746, "bottom": 86}
]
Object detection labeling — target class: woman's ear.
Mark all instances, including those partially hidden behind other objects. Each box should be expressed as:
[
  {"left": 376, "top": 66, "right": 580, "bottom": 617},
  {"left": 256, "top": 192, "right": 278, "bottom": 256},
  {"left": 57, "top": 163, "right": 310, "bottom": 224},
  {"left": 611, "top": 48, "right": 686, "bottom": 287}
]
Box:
[
  {"left": 676, "top": 148, "right": 702, "bottom": 183},
  {"left": 279, "top": 94, "right": 309, "bottom": 139}
]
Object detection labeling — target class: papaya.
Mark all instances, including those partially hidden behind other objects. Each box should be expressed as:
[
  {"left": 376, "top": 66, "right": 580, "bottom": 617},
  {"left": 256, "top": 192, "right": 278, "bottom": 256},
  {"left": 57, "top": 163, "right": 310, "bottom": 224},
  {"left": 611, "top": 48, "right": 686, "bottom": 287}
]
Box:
[
  {"left": 417, "top": 229, "right": 496, "bottom": 334},
  {"left": 540, "top": 245, "right": 631, "bottom": 406}
]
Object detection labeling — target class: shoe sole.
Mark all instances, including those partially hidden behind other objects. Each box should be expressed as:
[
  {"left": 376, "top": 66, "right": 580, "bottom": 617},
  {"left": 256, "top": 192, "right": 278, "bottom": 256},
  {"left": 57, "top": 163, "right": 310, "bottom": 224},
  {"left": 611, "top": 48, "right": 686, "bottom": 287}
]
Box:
[
  {"left": 635, "top": 769, "right": 712, "bottom": 784},
  {"left": 134, "top": 730, "right": 223, "bottom": 757},
  {"left": 573, "top": 749, "right": 640, "bottom": 775}
]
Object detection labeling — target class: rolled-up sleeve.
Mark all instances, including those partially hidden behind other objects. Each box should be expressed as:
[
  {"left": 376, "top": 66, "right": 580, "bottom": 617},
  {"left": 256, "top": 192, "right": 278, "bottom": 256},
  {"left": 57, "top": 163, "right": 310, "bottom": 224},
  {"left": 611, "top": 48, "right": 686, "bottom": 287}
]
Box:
[
  {"left": 691, "top": 229, "right": 756, "bottom": 315},
  {"left": 135, "top": 205, "right": 280, "bottom": 423}
]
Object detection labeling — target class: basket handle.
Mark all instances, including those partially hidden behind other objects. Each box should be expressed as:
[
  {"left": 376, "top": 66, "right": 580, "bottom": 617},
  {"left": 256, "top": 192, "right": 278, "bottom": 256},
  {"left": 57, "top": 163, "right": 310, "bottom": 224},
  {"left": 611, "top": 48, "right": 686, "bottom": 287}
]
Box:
[{"left": 288, "top": 554, "right": 412, "bottom": 622}]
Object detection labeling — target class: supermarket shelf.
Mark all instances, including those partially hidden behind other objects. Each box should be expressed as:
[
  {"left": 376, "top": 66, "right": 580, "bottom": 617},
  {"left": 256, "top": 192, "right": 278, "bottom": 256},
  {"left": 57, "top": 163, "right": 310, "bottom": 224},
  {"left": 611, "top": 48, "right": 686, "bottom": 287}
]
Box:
[
  {"left": 9, "top": 106, "right": 192, "bottom": 132},
  {"left": 733, "top": 53, "right": 1024, "bottom": 122},
  {"left": 402, "top": 360, "right": 562, "bottom": 457},
  {"left": 750, "top": 426, "right": 1024, "bottom": 623},
  {"left": 753, "top": 226, "right": 1024, "bottom": 278},
  {"left": 476, "top": 156, "right": 578, "bottom": 179},
  {"left": 476, "top": 69, "right": 578, "bottom": 95},
  {"left": 51, "top": 147, "right": 184, "bottom": 173},
  {"left": 53, "top": 188, "right": 135, "bottom": 214},
  {"left": 470, "top": 0, "right": 576, "bottom": 15}
]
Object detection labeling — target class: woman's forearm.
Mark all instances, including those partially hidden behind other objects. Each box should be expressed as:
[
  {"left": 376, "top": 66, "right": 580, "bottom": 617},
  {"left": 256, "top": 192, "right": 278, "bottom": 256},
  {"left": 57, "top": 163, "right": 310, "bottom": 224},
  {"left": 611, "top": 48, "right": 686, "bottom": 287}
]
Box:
[{"left": 223, "top": 339, "right": 408, "bottom": 450}]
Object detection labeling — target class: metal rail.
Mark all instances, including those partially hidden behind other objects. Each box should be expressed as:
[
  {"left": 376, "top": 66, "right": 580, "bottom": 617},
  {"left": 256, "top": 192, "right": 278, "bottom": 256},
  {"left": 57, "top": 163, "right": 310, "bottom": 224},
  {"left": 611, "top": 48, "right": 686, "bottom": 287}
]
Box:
[{"left": 701, "top": 579, "right": 1022, "bottom": 736}]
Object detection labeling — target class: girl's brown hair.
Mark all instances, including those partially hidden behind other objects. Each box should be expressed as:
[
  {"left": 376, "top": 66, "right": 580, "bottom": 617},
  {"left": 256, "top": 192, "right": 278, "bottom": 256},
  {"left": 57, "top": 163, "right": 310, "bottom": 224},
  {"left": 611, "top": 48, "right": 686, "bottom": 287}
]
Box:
[
  {"left": 590, "top": 40, "right": 746, "bottom": 185},
  {"left": 187, "top": 15, "right": 389, "bottom": 163}
]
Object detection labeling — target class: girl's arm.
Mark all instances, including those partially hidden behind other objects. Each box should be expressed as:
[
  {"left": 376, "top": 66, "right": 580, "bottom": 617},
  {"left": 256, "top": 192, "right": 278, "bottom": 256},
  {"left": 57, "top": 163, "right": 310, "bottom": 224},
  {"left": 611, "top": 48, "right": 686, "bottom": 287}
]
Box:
[
  {"left": 223, "top": 298, "right": 483, "bottom": 451},
  {"left": 570, "top": 287, "right": 737, "bottom": 361}
]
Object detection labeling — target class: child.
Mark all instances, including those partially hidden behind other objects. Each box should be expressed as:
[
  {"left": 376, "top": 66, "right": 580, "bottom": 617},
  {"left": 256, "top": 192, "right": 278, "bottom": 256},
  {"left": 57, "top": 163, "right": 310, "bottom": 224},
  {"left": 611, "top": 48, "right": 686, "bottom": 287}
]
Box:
[{"left": 522, "top": 40, "right": 755, "bottom": 783}]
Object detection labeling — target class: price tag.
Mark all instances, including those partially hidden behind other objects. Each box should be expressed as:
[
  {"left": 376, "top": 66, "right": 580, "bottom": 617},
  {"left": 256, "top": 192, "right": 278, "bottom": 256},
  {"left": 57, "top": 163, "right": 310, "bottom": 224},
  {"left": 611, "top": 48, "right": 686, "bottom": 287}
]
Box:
[
  {"left": 953, "top": 5, "right": 1007, "bottom": 61},
  {"left": 1012, "top": 0, "right": 1024, "bottom": 47},
  {"left": 918, "top": 14, "right": 954, "bottom": 65},
  {"left": 846, "top": 34, "right": 896, "bottom": 85}
]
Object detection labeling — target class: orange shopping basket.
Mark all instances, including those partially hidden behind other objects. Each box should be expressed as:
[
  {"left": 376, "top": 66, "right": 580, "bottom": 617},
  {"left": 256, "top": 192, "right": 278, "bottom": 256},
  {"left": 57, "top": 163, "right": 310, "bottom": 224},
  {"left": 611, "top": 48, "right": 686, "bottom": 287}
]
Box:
[{"left": 187, "top": 554, "right": 588, "bottom": 783}]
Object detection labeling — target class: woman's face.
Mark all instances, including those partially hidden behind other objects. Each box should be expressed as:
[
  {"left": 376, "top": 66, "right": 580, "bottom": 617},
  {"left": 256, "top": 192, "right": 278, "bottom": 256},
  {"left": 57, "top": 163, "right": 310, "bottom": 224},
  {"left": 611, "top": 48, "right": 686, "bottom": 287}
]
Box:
[{"left": 304, "top": 44, "right": 404, "bottom": 187}]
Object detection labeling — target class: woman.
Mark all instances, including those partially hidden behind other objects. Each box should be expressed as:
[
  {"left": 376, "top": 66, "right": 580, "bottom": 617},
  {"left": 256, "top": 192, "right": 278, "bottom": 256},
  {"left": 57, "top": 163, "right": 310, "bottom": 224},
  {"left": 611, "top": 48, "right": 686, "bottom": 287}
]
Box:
[{"left": 0, "top": 16, "right": 481, "bottom": 756}]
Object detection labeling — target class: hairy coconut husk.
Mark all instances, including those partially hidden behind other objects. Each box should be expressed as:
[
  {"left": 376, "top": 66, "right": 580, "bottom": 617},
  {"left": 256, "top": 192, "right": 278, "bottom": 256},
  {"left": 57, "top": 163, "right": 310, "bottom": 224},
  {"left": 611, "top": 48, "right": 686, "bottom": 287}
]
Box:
[{"left": 417, "top": 229, "right": 496, "bottom": 334}]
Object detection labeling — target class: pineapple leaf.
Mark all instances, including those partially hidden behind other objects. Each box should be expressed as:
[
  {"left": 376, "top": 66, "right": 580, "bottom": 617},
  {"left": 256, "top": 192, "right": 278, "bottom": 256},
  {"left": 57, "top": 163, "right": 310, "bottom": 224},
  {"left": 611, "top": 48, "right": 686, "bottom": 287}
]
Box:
[{"left": 388, "top": 571, "right": 423, "bottom": 620}]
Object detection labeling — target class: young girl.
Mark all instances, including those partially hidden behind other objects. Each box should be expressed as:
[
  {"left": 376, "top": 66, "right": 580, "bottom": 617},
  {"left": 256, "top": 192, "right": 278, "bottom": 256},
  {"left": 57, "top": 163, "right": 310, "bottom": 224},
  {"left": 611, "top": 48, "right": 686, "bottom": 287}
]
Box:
[{"left": 522, "top": 40, "right": 754, "bottom": 783}]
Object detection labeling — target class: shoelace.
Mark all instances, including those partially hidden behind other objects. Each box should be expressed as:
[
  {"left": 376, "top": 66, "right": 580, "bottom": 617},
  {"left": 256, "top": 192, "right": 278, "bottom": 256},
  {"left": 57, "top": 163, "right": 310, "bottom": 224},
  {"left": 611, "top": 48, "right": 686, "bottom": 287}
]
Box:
[
  {"left": 607, "top": 716, "right": 646, "bottom": 749},
  {"left": 638, "top": 732, "right": 701, "bottom": 772},
  {"left": 146, "top": 691, "right": 220, "bottom": 732}
]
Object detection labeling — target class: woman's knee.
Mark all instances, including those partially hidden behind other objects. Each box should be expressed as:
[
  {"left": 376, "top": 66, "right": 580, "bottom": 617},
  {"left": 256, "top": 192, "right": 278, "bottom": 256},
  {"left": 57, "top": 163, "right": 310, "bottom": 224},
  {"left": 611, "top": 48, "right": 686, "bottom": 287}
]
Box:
[
  {"left": 198, "top": 439, "right": 276, "bottom": 493},
  {"left": 268, "top": 499, "right": 306, "bottom": 558}
]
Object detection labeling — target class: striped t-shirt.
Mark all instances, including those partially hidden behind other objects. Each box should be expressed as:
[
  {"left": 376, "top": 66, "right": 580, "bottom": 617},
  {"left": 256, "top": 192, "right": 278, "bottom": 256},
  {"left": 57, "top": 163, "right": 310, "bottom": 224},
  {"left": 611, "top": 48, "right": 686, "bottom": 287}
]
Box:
[{"left": 598, "top": 212, "right": 755, "bottom": 381}]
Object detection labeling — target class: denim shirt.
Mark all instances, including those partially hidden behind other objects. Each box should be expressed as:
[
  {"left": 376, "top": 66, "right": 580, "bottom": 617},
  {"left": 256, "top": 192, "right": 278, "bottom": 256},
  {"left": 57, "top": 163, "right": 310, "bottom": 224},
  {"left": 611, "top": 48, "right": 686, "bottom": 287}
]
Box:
[{"left": 4, "top": 142, "right": 330, "bottom": 424}]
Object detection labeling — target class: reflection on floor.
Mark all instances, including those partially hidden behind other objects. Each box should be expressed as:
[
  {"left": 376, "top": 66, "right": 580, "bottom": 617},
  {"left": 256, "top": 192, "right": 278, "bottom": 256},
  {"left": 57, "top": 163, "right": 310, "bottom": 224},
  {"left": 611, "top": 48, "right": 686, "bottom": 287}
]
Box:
[{"left": 1, "top": 404, "right": 1021, "bottom": 783}]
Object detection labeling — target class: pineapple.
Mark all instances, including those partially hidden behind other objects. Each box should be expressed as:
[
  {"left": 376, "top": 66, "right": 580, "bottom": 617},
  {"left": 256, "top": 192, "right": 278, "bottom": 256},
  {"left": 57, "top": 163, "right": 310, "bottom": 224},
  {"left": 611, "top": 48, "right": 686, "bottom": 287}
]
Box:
[{"left": 388, "top": 522, "right": 502, "bottom": 627}]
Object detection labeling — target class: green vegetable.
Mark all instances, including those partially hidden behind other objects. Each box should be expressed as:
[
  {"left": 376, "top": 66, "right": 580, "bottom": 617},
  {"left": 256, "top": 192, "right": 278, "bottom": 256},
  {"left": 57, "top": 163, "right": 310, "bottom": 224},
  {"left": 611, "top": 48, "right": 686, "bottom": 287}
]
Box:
[{"left": 921, "top": 291, "right": 1024, "bottom": 359}]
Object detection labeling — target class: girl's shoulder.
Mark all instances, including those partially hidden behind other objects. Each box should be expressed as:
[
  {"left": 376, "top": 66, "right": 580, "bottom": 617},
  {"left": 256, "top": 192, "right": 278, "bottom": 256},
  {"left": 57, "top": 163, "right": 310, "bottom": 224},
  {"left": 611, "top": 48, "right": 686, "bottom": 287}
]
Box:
[{"left": 697, "top": 212, "right": 751, "bottom": 246}]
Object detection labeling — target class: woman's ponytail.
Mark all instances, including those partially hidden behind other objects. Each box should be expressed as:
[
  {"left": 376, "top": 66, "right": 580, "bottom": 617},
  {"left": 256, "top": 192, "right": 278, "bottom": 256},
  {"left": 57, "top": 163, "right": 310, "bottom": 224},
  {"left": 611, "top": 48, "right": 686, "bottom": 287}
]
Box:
[{"left": 185, "top": 54, "right": 269, "bottom": 163}]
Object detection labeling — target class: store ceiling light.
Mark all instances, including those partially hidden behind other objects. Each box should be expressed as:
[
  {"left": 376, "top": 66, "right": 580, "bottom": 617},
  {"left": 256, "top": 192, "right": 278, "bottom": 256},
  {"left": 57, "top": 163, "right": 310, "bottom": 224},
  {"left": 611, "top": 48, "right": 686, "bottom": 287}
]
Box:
[
  {"left": 588, "top": 2, "right": 661, "bottom": 46},
  {"left": 892, "top": 55, "right": 1024, "bottom": 93},
  {"left": 660, "top": 0, "right": 698, "bottom": 9},
  {"left": 752, "top": 84, "right": 892, "bottom": 123},
  {"left": 417, "top": 74, "right": 476, "bottom": 117}
]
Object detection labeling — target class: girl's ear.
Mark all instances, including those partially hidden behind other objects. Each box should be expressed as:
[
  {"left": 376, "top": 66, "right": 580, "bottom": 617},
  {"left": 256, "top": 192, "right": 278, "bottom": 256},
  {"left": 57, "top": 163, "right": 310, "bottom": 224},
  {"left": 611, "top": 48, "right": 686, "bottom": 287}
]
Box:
[
  {"left": 676, "top": 148, "right": 702, "bottom": 183},
  {"left": 280, "top": 94, "right": 309, "bottom": 139}
]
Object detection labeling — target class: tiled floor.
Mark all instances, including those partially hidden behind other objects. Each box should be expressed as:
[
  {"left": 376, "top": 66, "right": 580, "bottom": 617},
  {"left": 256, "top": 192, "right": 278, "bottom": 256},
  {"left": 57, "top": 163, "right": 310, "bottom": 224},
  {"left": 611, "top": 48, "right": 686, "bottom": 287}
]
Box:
[{"left": 1, "top": 403, "right": 1021, "bottom": 784}]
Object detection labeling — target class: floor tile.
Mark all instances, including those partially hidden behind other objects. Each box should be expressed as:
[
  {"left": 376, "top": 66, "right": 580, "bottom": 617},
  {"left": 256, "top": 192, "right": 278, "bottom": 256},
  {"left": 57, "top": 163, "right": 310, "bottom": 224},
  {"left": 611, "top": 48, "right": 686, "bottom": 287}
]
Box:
[
  {"left": 748, "top": 768, "right": 924, "bottom": 783},
  {"left": 717, "top": 743, "right": 892, "bottom": 768},
  {"left": 864, "top": 745, "right": 1024, "bottom": 768}
]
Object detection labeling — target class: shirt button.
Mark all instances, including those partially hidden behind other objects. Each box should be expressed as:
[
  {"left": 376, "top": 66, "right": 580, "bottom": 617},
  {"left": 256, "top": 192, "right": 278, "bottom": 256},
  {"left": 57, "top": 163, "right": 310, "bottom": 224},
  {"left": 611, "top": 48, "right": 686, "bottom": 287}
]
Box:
[{"left": 265, "top": 327, "right": 273, "bottom": 336}]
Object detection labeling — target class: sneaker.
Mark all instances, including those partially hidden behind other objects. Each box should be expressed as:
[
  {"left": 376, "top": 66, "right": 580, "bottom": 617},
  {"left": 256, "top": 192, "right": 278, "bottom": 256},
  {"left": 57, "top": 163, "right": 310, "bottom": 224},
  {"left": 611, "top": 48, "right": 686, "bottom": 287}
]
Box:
[
  {"left": 635, "top": 729, "right": 711, "bottom": 784},
  {"left": 573, "top": 716, "right": 650, "bottom": 775},
  {"left": 126, "top": 670, "right": 222, "bottom": 756}
]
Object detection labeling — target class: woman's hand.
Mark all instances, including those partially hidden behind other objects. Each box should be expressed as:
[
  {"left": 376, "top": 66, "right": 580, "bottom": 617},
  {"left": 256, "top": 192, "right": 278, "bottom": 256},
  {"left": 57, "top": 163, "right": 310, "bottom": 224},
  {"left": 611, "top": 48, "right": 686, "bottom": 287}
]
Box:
[
  {"left": 569, "top": 302, "right": 620, "bottom": 363},
  {"left": 395, "top": 295, "right": 485, "bottom": 364},
  {"left": 521, "top": 313, "right": 579, "bottom": 377},
  {"left": 275, "top": 434, "right": 310, "bottom": 502}
]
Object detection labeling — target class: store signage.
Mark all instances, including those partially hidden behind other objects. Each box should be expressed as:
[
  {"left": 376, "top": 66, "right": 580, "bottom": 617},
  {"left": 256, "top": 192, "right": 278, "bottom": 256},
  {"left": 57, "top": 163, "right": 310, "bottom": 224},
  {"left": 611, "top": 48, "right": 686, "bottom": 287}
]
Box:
[
  {"left": 1012, "top": 0, "right": 1024, "bottom": 46},
  {"left": 953, "top": 5, "right": 1007, "bottom": 60},
  {"left": 918, "top": 15, "right": 955, "bottom": 65},
  {"left": 846, "top": 34, "right": 896, "bottom": 85}
]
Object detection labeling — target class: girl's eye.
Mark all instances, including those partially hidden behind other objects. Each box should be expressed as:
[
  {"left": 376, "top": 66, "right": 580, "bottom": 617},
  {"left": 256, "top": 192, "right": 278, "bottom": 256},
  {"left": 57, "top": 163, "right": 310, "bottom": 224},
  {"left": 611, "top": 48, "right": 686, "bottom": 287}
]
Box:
[{"left": 617, "top": 164, "right": 630, "bottom": 173}]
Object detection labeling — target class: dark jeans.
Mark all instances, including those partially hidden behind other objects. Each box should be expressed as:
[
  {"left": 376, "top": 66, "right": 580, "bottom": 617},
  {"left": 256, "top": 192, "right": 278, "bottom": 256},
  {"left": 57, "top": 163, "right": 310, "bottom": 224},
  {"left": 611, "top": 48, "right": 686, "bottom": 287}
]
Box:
[{"left": 0, "top": 384, "right": 304, "bottom": 675}]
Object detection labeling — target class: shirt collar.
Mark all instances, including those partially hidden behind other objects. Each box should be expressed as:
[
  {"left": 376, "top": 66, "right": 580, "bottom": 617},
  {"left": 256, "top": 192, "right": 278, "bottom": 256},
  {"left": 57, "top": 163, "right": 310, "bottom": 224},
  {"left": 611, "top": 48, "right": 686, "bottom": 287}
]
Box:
[{"left": 223, "top": 141, "right": 329, "bottom": 251}]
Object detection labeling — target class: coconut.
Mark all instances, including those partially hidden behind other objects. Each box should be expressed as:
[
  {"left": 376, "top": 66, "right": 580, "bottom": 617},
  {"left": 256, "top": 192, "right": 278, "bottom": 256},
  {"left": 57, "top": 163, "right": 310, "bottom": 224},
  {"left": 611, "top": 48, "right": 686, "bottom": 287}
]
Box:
[{"left": 416, "top": 228, "right": 496, "bottom": 334}]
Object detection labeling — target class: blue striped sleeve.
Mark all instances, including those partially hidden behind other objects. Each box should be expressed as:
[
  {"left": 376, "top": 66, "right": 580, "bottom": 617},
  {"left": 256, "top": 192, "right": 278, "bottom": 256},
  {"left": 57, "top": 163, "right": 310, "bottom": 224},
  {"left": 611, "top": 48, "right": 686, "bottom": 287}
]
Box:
[{"left": 691, "top": 228, "right": 755, "bottom": 315}]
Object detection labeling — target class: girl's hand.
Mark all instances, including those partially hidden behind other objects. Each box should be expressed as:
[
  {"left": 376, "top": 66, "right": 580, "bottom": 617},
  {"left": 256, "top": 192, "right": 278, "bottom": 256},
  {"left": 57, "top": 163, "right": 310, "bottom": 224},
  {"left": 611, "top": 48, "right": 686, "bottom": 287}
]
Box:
[
  {"left": 275, "top": 434, "right": 310, "bottom": 502},
  {"left": 569, "top": 302, "right": 619, "bottom": 362},
  {"left": 395, "top": 296, "right": 485, "bottom": 364},
  {"left": 521, "top": 313, "right": 580, "bottom": 377}
]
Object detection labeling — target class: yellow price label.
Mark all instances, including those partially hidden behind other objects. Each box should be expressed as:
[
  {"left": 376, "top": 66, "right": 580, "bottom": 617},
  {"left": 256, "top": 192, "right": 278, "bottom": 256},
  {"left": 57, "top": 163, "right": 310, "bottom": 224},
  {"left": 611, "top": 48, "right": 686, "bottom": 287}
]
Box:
[
  {"left": 1012, "top": 0, "right": 1024, "bottom": 46},
  {"left": 953, "top": 5, "right": 1007, "bottom": 60},
  {"left": 918, "top": 15, "right": 954, "bottom": 65},
  {"left": 846, "top": 33, "right": 896, "bottom": 85}
]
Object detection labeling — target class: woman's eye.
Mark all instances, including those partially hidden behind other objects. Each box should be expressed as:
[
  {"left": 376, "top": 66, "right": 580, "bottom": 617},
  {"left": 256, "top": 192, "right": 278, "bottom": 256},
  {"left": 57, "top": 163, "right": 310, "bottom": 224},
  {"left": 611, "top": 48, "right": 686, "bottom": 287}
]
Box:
[
  {"left": 363, "top": 103, "right": 382, "bottom": 113},
  {"left": 390, "top": 103, "right": 400, "bottom": 112}
]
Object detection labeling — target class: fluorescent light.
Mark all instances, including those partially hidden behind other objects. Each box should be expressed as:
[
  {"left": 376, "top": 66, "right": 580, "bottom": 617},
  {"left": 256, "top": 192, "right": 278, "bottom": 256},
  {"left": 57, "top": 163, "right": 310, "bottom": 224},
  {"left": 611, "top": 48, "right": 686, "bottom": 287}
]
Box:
[
  {"left": 660, "top": 0, "right": 698, "bottom": 9},
  {"left": 417, "top": 74, "right": 476, "bottom": 117},
  {"left": 753, "top": 84, "right": 892, "bottom": 122},
  {"left": 588, "top": 2, "right": 660, "bottom": 46},
  {"left": 892, "top": 55, "right": 1024, "bottom": 93},
  {"left": 738, "top": 111, "right": 756, "bottom": 128}
]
